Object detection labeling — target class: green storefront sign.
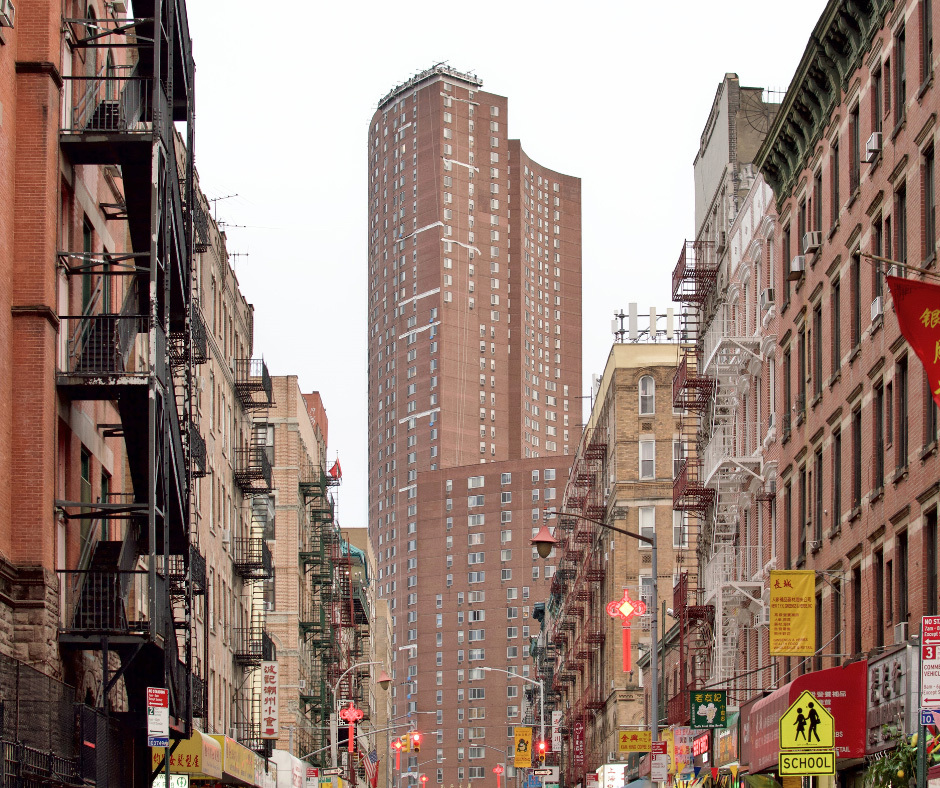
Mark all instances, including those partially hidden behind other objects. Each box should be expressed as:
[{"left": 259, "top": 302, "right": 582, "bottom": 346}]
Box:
[{"left": 689, "top": 690, "right": 727, "bottom": 729}]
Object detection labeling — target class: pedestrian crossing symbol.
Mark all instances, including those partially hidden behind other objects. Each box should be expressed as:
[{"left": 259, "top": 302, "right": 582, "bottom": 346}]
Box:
[{"left": 779, "top": 691, "right": 834, "bottom": 749}]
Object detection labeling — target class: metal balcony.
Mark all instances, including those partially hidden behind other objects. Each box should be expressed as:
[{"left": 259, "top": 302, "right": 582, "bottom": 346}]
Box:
[
  {"left": 232, "top": 627, "right": 275, "bottom": 665},
  {"left": 672, "top": 240, "right": 718, "bottom": 306},
  {"left": 233, "top": 538, "right": 273, "bottom": 579},
  {"left": 57, "top": 569, "right": 151, "bottom": 641},
  {"left": 234, "top": 447, "right": 273, "bottom": 495},
  {"left": 234, "top": 358, "right": 274, "bottom": 411},
  {"left": 667, "top": 691, "right": 691, "bottom": 726}
]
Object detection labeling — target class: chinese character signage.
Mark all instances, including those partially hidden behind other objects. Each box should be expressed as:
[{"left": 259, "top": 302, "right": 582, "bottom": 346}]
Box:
[
  {"left": 261, "top": 661, "right": 279, "bottom": 739},
  {"left": 514, "top": 727, "right": 532, "bottom": 768},
  {"left": 617, "top": 730, "right": 652, "bottom": 753},
  {"left": 551, "top": 710, "right": 562, "bottom": 753},
  {"left": 769, "top": 570, "right": 815, "bottom": 655},
  {"left": 887, "top": 276, "right": 940, "bottom": 408},
  {"left": 573, "top": 719, "right": 585, "bottom": 767},
  {"left": 690, "top": 690, "right": 727, "bottom": 729},
  {"left": 673, "top": 727, "right": 691, "bottom": 773}
]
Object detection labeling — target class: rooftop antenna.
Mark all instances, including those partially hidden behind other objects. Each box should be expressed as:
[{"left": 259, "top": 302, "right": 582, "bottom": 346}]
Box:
[{"left": 209, "top": 193, "right": 238, "bottom": 221}]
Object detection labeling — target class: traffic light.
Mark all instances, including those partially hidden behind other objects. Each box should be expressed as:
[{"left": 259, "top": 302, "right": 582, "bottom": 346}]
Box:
[
  {"left": 400, "top": 734, "right": 411, "bottom": 753},
  {"left": 537, "top": 740, "right": 547, "bottom": 763},
  {"left": 412, "top": 732, "right": 421, "bottom": 753}
]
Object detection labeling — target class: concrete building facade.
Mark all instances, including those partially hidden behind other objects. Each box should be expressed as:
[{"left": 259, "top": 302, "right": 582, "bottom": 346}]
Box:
[{"left": 367, "top": 65, "right": 582, "bottom": 787}]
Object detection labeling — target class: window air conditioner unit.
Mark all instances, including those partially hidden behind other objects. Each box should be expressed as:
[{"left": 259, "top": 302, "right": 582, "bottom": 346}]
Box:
[
  {"left": 871, "top": 296, "right": 884, "bottom": 321},
  {"left": 809, "top": 540, "right": 821, "bottom": 552},
  {"left": 866, "top": 132, "right": 883, "bottom": 163},
  {"left": 221, "top": 527, "right": 231, "bottom": 543},
  {"left": 758, "top": 605, "right": 771, "bottom": 627},
  {"left": 802, "top": 231, "right": 822, "bottom": 255},
  {"left": 895, "top": 622, "right": 909, "bottom": 644},
  {"left": 299, "top": 679, "right": 306, "bottom": 690},
  {"left": 788, "top": 255, "right": 806, "bottom": 281},
  {"left": 760, "top": 288, "right": 776, "bottom": 310},
  {"left": 0, "top": 0, "right": 14, "bottom": 28}
]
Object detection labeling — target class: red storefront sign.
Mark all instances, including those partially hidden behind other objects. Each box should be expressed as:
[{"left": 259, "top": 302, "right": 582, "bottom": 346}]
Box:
[
  {"left": 573, "top": 719, "right": 586, "bottom": 767},
  {"left": 741, "top": 660, "right": 867, "bottom": 772}
]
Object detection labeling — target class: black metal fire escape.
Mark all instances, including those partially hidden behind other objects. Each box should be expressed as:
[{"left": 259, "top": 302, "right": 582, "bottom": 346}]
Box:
[{"left": 54, "top": 1, "right": 199, "bottom": 785}]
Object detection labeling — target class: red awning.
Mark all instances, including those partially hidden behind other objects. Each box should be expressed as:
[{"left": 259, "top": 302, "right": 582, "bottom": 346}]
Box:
[{"left": 740, "top": 660, "right": 867, "bottom": 773}]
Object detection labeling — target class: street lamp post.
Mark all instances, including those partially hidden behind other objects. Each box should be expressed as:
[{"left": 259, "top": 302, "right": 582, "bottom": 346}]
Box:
[
  {"left": 532, "top": 508, "right": 660, "bottom": 741},
  {"left": 479, "top": 667, "right": 544, "bottom": 745},
  {"left": 330, "top": 661, "right": 392, "bottom": 768}
]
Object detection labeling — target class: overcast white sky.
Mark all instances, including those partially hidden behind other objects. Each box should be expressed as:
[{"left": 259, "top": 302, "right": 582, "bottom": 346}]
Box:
[{"left": 184, "top": 0, "right": 826, "bottom": 529}]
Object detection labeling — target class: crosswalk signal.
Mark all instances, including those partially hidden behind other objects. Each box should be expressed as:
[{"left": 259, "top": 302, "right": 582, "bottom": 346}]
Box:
[
  {"left": 537, "top": 740, "right": 547, "bottom": 763},
  {"left": 412, "top": 732, "right": 421, "bottom": 753}
]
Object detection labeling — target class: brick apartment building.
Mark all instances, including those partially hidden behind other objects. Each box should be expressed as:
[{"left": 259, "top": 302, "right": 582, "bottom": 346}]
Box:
[
  {"left": 543, "top": 336, "right": 696, "bottom": 786},
  {"left": 366, "top": 65, "right": 582, "bottom": 787}
]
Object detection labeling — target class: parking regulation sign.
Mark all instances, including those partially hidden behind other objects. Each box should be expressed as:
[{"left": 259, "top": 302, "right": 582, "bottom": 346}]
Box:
[
  {"left": 147, "top": 687, "right": 169, "bottom": 748},
  {"left": 923, "top": 616, "right": 940, "bottom": 705}
]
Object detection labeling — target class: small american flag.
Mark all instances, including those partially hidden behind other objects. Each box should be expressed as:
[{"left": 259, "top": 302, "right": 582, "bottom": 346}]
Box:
[{"left": 361, "top": 749, "right": 379, "bottom": 787}]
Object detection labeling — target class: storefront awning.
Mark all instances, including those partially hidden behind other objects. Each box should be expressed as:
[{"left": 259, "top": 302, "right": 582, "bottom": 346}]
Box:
[
  {"left": 151, "top": 729, "right": 223, "bottom": 780},
  {"left": 210, "top": 735, "right": 259, "bottom": 786},
  {"left": 271, "top": 750, "right": 303, "bottom": 788}
]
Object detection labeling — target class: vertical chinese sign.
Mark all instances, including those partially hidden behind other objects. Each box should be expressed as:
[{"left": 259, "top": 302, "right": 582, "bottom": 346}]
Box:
[
  {"left": 573, "top": 719, "right": 585, "bottom": 767},
  {"left": 769, "top": 570, "right": 815, "bottom": 655},
  {"left": 261, "top": 661, "right": 279, "bottom": 739}
]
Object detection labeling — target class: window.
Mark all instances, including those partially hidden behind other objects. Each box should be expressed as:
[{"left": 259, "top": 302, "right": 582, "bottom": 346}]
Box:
[
  {"left": 898, "top": 356, "right": 909, "bottom": 470},
  {"left": 833, "top": 428, "right": 842, "bottom": 528},
  {"left": 927, "top": 509, "right": 939, "bottom": 616},
  {"left": 926, "top": 148, "right": 936, "bottom": 259},
  {"left": 814, "top": 447, "right": 824, "bottom": 542},
  {"left": 814, "top": 169, "right": 824, "bottom": 231},
  {"left": 673, "top": 511, "right": 688, "bottom": 549},
  {"left": 501, "top": 472, "right": 511, "bottom": 485},
  {"left": 895, "top": 25, "right": 907, "bottom": 125},
  {"left": 898, "top": 530, "right": 909, "bottom": 623},
  {"left": 852, "top": 406, "right": 863, "bottom": 509},
  {"left": 849, "top": 105, "right": 861, "bottom": 193},
  {"left": 782, "top": 224, "right": 792, "bottom": 309},
  {"left": 897, "top": 184, "right": 909, "bottom": 269},
  {"left": 831, "top": 139, "right": 841, "bottom": 224},
  {"left": 468, "top": 475, "right": 485, "bottom": 489},
  {"left": 469, "top": 495, "right": 484, "bottom": 507},
  {"left": 639, "top": 440, "right": 655, "bottom": 479},
  {"left": 501, "top": 491, "right": 512, "bottom": 504},
  {"left": 673, "top": 440, "right": 684, "bottom": 479},
  {"left": 874, "top": 383, "right": 885, "bottom": 490},
  {"left": 926, "top": 372, "right": 939, "bottom": 446},
  {"left": 875, "top": 548, "right": 885, "bottom": 647},
  {"left": 638, "top": 507, "right": 655, "bottom": 549},
  {"left": 874, "top": 65, "right": 884, "bottom": 135},
  {"left": 832, "top": 278, "right": 842, "bottom": 372},
  {"left": 813, "top": 303, "right": 823, "bottom": 397},
  {"left": 851, "top": 254, "right": 861, "bottom": 347},
  {"left": 639, "top": 375, "right": 655, "bottom": 414}
]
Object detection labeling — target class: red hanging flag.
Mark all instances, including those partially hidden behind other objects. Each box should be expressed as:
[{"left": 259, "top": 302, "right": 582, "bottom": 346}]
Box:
[
  {"left": 888, "top": 275, "right": 940, "bottom": 408},
  {"left": 329, "top": 459, "right": 342, "bottom": 479}
]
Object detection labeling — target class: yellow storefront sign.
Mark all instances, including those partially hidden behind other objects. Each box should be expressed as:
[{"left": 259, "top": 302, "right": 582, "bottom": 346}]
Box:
[
  {"left": 618, "top": 730, "right": 652, "bottom": 753},
  {"left": 211, "top": 735, "right": 258, "bottom": 785},
  {"left": 769, "top": 570, "right": 815, "bottom": 655},
  {"left": 151, "top": 730, "right": 223, "bottom": 779},
  {"left": 514, "top": 727, "right": 533, "bottom": 768}
]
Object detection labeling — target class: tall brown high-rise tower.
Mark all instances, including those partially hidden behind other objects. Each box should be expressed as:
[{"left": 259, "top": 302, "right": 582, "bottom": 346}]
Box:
[{"left": 367, "top": 65, "right": 582, "bottom": 785}]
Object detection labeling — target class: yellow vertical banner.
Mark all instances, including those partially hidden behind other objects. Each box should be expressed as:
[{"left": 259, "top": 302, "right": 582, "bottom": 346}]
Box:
[
  {"left": 514, "top": 727, "right": 533, "bottom": 768},
  {"left": 769, "top": 570, "right": 816, "bottom": 655}
]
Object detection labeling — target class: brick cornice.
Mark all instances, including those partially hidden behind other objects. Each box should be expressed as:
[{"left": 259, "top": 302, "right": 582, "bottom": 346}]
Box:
[
  {"left": 11, "top": 305, "right": 59, "bottom": 329},
  {"left": 14, "top": 61, "right": 63, "bottom": 88}
]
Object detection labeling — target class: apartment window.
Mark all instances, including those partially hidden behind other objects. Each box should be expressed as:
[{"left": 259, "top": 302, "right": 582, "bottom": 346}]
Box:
[
  {"left": 852, "top": 563, "right": 863, "bottom": 653},
  {"left": 784, "top": 480, "right": 793, "bottom": 567},
  {"left": 832, "top": 428, "right": 842, "bottom": 528},
  {"left": 639, "top": 440, "right": 655, "bottom": 479},
  {"left": 851, "top": 254, "right": 861, "bottom": 347},
  {"left": 895, "top": 25, "right": 907, "bottom": 125},
  {"left": 852, "top": 406, "right": 863, "bottom": 509},
  {"left": 782, "top": 223, "right": 792, "bottom": 309},
  {"left": 874, "top": 65, "right": 884, "bottom": 134},
  {"left": 797, "top": 325, "right": 807, "bottom": 416},
  {"left": 501, "top": 491, "right": 511, "bottom": 504},
  {"left": 639, "top": 375, "right": 655, "bottom": 415},
  {"left": 875, "top": 548, "right": 885, "bottom": 647},
  {"left": 850, "top": 105, "right": 861, "bottom": 193},
  {"left": 798, "top": 465, "right": 808, "bottom": 558},
  {"left": 501, "top": 472, "right": 511, "bottom": 485},
  {"left": 927, "top": 148, "right": 937, "bottom": 259},
  {"left": 898, "top": 355, "right": 909, "bottom": 470},
  {"left": 832, "top": 278, "right": 842, "bottom": 372},
  {"left": 814, "top": 447, "right": 824, "bottom": 542},
  {"left": 673, "top": 439, "right": 684, "bottom": 479},
  {"left": 813, "top": 303, "right": 823, "bottom": 397},
  {"left": 898, "top": 530, "right": 910, "bottom": 623},
  {"left": 673, "top": 511, "right": 688, "bottom": 549},
  {"left": 927, "top": 509, "right": 939, "bottom": 615},
  {"left": 638, "top": 507, "right": 655, "bottom": 549},
  {"left": 874, "top": 383, "right": 886, "bottom": 490},
  {"left": 926, "top": 372, "right": 939, "bottom": 446},
  {"left": 874, "top": 217, "right": 885, "bottom": 298},
  {"left": 831, "top": 139, "right": 841, "bottom": 224},
  {"left": 814, "top": 169, "right": 824, "bottom": 231},
  {"left": 897, "top": 184, "right": 908, "bottom": 269}
]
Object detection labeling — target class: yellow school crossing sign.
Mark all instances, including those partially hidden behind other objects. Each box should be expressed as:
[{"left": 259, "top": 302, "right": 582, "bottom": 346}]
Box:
[
  {"left": 779, "top": 691, "right": 834, "bottom": 748},
  {"left": 778, "top": 691, "right": 835, "bottom": 775}
]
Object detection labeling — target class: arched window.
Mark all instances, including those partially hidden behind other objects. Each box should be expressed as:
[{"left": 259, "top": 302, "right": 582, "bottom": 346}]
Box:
[{"left": 639, "top": 375, "right": 655, "bottom": 415}]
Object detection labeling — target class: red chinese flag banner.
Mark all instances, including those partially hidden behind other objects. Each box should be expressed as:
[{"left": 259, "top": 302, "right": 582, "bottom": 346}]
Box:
[{"left": 888, "top": 275, "right": 940, "bottom": 408}]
